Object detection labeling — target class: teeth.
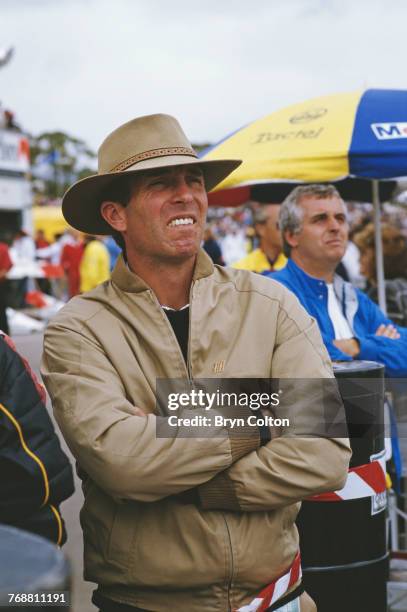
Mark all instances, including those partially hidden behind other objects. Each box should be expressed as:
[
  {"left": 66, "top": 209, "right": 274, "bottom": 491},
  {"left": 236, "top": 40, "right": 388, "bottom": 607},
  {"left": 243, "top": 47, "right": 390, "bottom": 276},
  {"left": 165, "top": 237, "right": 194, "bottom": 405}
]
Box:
[{"left": 168, "top": 217, "right": 194, "bottom": 227}]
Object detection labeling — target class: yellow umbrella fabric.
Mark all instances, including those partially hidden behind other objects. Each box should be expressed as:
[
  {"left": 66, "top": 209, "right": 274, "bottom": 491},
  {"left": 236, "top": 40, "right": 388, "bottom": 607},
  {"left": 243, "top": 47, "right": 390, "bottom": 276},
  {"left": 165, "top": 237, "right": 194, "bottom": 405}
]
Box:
[
  {"left": 204, "top": 88, "right": 407, "bottom": 314},
  {"left": 204, "top": 91, "right": 362, "bottom": 188}
]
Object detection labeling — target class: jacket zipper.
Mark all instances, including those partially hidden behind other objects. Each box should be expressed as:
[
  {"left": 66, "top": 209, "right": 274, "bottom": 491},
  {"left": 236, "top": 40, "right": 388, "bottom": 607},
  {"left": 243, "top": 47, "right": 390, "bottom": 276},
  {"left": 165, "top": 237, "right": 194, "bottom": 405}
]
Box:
[
  {"left": 186, "top": 280, "right": 194, "bottom": 381},
  {"left": 150, "top": 282, "right": 235, "bottom": 609},
  {"left": 222, "top": 514, "right": 234, "bottom": 612},
  {"left": 147, "top": 289, "right": 191, "bottom": 381},
  {"left": 188, "top": 280, "right": 234, "bottom": 610}
]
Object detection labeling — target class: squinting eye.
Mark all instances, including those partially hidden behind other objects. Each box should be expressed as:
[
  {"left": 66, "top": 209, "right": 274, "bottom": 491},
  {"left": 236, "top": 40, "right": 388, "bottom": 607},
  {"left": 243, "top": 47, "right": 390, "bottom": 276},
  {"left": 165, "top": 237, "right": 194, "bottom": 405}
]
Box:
[
  {"left": 190, "top": 176, "right": 204, "bottom": 184},
  {"left": 150, "top": 180, "right": 166, "bottom": 188}
]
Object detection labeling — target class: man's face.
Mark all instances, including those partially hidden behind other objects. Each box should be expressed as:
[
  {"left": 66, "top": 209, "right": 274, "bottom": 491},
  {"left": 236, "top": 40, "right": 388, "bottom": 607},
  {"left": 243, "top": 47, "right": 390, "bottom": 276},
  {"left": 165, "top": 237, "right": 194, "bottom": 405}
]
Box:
[
  {"left": 118, "top": 165, "right": 208, "bottom": 263},
  {"left": 256, "top": 205, "right": 282, "bottom": 251},
  {"left": 287, "top": 196, "right": 349, "bottom": 267}
]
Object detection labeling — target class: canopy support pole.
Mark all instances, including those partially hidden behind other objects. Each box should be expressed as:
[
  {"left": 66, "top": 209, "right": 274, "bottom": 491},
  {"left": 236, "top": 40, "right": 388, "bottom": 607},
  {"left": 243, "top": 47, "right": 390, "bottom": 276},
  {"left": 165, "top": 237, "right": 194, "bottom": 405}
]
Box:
[{"left": 372, "top": 179, "right": 387, "bottom": 315}]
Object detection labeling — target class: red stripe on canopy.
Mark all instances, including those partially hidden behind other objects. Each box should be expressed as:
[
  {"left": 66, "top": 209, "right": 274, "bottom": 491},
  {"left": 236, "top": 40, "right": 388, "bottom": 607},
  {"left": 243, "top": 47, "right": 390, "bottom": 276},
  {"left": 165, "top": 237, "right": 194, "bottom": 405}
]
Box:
[{"left": 208, "top": 185, "right": 250, "bottom": 207}]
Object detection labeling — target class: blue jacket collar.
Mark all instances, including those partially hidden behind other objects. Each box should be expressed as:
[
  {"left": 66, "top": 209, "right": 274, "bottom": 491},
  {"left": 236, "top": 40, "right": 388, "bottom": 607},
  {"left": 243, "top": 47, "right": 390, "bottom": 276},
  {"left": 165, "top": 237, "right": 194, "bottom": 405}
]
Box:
[
  {"left": 286, "top": 259, "right": 358, "bottom": 328},
  {"left": 286, "top": 259, "right": 328, "bottom": 294}
]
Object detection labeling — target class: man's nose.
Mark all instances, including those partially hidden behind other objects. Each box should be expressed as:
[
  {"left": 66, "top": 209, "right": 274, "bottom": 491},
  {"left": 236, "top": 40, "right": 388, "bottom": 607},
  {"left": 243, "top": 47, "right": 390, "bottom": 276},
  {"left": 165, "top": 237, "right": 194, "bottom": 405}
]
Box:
[
  {"left": 328, "top": 217, "right": 341, "bottom": 231},
  {"left": 173, "top": 178, "right": 194, "bottom": 202}
]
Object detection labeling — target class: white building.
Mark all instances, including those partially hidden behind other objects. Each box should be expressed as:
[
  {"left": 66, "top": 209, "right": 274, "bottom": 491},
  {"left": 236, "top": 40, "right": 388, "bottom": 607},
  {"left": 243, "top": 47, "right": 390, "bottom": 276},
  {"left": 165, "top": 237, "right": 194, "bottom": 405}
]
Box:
[{"left": 0, "top": 129, "right": 32, "bottom": 236}]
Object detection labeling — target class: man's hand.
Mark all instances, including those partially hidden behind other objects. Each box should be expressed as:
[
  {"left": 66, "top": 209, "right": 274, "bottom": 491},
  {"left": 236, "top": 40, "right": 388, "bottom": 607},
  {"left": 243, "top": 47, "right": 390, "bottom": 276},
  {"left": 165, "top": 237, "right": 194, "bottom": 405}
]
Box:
[
  {"left": 333, "top": 338, "right": 360, "bottom": 357},
  {"left": 375, "top": 324, "right": 400, "bottom": 339}
]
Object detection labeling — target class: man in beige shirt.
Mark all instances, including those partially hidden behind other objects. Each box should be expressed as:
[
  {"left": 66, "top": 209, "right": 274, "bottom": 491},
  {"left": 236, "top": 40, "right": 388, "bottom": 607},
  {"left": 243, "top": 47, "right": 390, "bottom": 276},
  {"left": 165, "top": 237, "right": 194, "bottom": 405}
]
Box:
[{"left": 42, "top": 114, "right": 350, "bottom": 612}]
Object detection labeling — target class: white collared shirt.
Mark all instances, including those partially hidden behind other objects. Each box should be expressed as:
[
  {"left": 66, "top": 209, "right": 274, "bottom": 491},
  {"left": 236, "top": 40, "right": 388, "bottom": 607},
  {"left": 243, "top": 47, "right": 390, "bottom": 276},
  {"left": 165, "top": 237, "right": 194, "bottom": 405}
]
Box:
[{"left": 327, "top": 283, "right": 353, "bottom": 339}]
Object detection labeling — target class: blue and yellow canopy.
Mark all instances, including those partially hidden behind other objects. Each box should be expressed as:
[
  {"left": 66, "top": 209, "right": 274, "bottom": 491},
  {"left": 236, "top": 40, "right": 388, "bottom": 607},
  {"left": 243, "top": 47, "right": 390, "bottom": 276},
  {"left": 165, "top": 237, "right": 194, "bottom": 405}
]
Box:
[{"left": 203, "top": 89, "right": 407, "bottom": 193}]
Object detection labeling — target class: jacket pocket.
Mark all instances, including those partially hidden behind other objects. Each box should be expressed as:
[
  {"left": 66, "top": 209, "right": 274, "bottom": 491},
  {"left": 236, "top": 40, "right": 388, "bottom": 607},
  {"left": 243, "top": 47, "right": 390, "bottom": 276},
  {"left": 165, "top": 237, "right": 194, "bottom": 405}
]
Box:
[
  {"left": 108, "top": 500, "right": 140, "bottom": 570},
  {"left": 80, "top": 482, "right": 116, "bottom": 560}
]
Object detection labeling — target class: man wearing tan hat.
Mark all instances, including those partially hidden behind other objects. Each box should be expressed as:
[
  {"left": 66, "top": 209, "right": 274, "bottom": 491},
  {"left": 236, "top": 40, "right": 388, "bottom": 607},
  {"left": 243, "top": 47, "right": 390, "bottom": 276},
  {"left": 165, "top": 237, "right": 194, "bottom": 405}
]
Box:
[{"left": 41, "top": 114, "right": 350, "bottom": 612}]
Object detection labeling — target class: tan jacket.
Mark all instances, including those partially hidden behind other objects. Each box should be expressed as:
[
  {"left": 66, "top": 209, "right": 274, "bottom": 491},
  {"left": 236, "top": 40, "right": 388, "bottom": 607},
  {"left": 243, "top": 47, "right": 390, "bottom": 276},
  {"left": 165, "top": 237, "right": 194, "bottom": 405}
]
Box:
[{"left": 42, "top": 250, "right": 350, "bottom": 612}]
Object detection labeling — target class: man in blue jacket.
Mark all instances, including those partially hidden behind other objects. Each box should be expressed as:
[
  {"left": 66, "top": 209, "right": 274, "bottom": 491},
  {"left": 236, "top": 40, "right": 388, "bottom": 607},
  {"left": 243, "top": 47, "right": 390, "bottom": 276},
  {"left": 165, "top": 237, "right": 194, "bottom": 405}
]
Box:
[{"left": 267, "top": 184, "right": 407, "bottom": 378}]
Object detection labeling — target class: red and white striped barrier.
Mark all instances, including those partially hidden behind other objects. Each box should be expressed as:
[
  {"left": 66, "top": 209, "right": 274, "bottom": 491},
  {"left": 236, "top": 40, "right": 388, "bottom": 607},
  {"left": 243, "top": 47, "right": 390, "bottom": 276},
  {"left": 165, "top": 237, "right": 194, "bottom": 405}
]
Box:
[
  {"left": 234, "top": 456, "right": 387, "bottom": 611},
  {"left": 236, "top": 552, "right": 301, "bottom": 612},
  {"left": 308, "top": 456, "right": 386, "bottom": 502}
]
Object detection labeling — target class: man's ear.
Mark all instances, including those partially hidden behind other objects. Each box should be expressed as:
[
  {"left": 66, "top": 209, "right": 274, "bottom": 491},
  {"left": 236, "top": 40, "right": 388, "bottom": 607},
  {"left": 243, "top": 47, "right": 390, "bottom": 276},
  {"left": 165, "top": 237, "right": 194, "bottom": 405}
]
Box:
[
  {"left": 100, "top": 201, "right": 127, "bottom": 232},
  {"left": 284, "top": 230, "right": 299, "bottom": 250}
]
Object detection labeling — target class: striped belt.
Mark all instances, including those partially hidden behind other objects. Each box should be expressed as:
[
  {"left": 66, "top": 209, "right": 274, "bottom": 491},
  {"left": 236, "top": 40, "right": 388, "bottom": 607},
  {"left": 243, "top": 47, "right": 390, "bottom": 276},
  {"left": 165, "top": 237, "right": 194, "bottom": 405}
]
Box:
[{"left": 236, "top": 551, "right": 302, "bottom": 612}]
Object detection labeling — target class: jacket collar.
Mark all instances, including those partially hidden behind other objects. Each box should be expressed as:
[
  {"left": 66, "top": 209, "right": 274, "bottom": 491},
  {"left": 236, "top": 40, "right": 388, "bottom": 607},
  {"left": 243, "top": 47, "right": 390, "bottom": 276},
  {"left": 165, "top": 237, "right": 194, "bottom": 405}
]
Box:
[
  {"left": 111, "top": 248, "right": 214, "bottom": 294},
  {"left": 286, "top": 259, "right": 328, "bottom": 293},
  {"left": 287, "top": 259, "right": 359, "bottom": 328}
]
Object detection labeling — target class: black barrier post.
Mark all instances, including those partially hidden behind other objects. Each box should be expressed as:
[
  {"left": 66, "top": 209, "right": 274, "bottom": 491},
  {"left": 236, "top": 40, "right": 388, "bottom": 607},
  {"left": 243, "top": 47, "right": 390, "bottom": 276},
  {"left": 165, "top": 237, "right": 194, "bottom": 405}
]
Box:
[{"left": 297, "top": 360, "right": 388, "bottom": 612}]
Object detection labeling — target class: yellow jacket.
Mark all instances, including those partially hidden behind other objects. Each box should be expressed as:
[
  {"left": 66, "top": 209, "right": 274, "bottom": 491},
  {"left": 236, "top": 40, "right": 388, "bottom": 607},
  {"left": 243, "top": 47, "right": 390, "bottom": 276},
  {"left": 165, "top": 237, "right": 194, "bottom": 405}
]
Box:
[
  {"left": 232, "top": 247, "right": 287, "bottom": 273},
  {"left": 79, "top": 240, "right": 110, "bottom": 293}
]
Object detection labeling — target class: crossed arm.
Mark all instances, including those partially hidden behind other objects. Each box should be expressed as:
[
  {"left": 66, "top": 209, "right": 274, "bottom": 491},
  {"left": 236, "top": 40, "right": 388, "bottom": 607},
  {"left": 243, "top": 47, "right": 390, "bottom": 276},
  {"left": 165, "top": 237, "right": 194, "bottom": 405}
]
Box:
[
  {"left": 333, "top": 323, "right": 400, "bottom": 357},
  {"left": 42, "top": 323, "right": 264, "bottom": 502},
  {"left": 330, "top": 292, "right": 407, "bottom": 377},
  {"left": 137, "top": 400, "right": 350, "bottom": 512},
  {"left": 42, "top": 298, "right": 351, "bottom": 511}
]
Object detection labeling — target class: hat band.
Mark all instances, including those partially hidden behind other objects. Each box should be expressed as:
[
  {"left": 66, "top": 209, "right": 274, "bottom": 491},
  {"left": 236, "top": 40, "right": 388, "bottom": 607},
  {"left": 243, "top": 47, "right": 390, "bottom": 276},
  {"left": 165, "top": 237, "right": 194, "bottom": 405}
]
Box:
[{"left": 109, "top": 147, "right": 197, "bottom": 172}]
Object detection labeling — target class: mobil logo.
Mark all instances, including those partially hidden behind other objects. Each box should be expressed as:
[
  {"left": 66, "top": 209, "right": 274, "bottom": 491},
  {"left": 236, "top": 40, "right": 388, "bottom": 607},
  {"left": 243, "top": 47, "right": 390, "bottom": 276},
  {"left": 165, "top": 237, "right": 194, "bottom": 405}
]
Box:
[{"left": 371, "top": 122, "right": 407, "bottom": 140}]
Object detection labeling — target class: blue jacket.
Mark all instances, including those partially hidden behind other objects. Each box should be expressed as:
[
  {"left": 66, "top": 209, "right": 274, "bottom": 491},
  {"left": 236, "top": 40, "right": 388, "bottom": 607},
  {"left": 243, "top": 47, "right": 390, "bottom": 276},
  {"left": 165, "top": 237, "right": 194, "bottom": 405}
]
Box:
[{"left": 267, "top": 259, "right": 407, "bottom": 378}]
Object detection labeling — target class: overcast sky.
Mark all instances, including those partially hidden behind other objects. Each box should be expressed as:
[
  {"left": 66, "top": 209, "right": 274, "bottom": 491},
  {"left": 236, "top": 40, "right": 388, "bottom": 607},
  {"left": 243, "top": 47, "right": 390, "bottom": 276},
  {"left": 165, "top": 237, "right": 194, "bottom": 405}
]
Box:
[{"left": 1, "top": 0, "right": 406, "bottom": 153}]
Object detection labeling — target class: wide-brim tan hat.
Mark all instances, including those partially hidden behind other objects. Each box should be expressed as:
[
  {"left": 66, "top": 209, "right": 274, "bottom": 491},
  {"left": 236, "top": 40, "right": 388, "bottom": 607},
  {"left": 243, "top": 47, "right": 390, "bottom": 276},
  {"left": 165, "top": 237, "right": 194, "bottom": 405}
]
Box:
[{"left": 62, "top": 113, "right": 241, "bottom": 234}]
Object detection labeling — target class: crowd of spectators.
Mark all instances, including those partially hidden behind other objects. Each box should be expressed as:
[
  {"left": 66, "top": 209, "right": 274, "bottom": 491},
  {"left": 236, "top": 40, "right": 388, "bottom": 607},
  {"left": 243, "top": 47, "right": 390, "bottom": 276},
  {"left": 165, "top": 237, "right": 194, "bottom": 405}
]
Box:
[
  {"left": 0, "top": 228, "right": 116, "bottom": 331},
  {"left": 2, "top": 199, "right": 407, "bottom": 335},
  {"left": 204, "top": 201, "right": 407, "bottom": 294}
]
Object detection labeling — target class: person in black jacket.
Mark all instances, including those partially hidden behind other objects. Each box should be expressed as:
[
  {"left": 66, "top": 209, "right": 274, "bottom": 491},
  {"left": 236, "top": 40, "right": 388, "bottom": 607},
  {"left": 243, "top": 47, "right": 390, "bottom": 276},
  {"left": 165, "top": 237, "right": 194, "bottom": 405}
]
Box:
[{"left": 0, "top": 332, "right": 74, "bottom": 545}]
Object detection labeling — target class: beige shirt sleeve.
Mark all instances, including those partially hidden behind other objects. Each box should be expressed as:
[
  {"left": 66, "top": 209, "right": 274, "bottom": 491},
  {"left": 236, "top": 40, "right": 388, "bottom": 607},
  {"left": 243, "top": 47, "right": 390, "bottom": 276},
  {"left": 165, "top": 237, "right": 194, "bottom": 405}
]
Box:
[
  {"left": 197, "top": 299, "right": 352, "bottom": 511},
  {"left": 42, "top": 321, "right": 260, "bottom": 503}
]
